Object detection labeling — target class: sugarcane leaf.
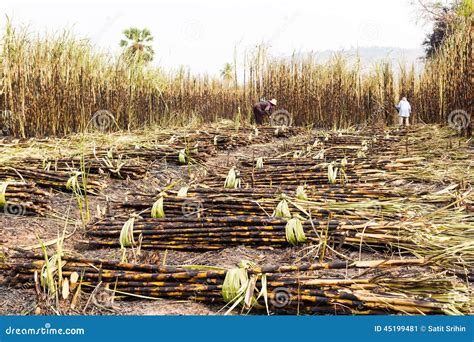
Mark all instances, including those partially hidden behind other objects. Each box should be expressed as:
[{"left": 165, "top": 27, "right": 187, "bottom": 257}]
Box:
[{"left": 244, "top": 275, "right": 257, "bottom": 308}]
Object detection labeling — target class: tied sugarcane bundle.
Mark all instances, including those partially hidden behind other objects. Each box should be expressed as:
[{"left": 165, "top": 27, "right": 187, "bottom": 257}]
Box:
[
  {"left": 2, "top": 137, "right": 218, "bottom": 182},
  {"left": 270, "top": 131, "right": 402, "bottom": 161},
  {"left": 172, "top": 126, "right": 303, "bottom": 150},
  {"left": 16, "top": 156, "right": 149, "bottom": 180},
  {"left": 0, "top": 166, "right": 105, "bottom": 194},
  {"left": 1, "top": 250, "right": 470, "bottom": 315},
  {"left": 0, "top": 181, "right": 51, "bottom": 215},
  {"left": 220, "top": 260, "right": 470, "bottom": 315},
  {"left": 110, "top": 184, "right": 404, "bottom": 209},
  {"left": 87, "top": 215, "right": 327, "bottom": 250},
  {"left": 111, "top": 191, "right": 403, "bottom": 221},
  {"left": 154, "top": 126, "right": 293, "bottom": 152},
  {"left": 84, "top": 145, "right": 210, "bottom": 165},
  {"left": 223, "top": 155, "right": 426, "bottom": 189},
  {"left": 86, "top": 215, "right": 474, "bottom": 273},
  {"left": 204, "top": 163, "right": 361, "bottom": 187}
]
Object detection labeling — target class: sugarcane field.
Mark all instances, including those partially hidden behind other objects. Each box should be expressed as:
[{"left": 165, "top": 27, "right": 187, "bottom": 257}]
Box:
[{"left": 0, "top": 0, "right": 473, "bottom": 321}]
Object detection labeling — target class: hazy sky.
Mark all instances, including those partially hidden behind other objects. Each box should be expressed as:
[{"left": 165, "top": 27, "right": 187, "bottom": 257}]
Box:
[{"left": 2, "top": 0, "right": 431, "bottom": 74}]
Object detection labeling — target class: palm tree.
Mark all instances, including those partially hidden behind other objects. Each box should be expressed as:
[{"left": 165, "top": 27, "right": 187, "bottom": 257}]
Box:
[
  {"left": 220, "top": 63, "right": 233, "bottom": 82},
  {"left": 119, "top": 28, "right": 155, "bottom": 63}
]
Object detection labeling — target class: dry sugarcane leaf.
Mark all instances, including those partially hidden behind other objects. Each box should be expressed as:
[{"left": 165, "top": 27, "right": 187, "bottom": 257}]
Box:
[{"left": 244, "top": 274, "right": 257, "bottom": 309}]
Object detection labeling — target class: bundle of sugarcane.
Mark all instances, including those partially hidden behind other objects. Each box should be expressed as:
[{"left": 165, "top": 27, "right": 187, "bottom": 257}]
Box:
[
  {"left": 1, "top": 251, "right": 470, "bottom": 315},
  {"left": 357, "top": 159, "right": 473, "bottom": 185},
  {"left": 0, "top": 181, "right": 51, "bottom": 215},
  {"left": 113, "top": 186, "right": 404, "bottom": 220},
  {"left": 119, "top": 185, "right": 398, "bottom": 210},
  {"left": 177, "top": 185, "right": 401, "bottom": 200},
  {"left": 15, "top": 156, "right": 148, "bottom": 180},
  {"left": 259, "top": 273, "right": 470, "bottom": 315},
  {"left": 218, "top": 155, "right": 426, "bottom": 189},
  {"left": 303, "top": 131, "right": 399, "bottom": 146},
  {"left": 115, "top": 194, "right": 352, "bottom": 219},
  {"left": 87, "top": 216, "right": 329, "bottom": 250},
  {"left": 170, "top": 129, "right": 269, "bottom": 151},
  {"left": 116, "top": 193, "right": 281, "bottom": 218},
  {"left": 237, "top": 156, "right": 404, "bottom": 172},
  {"left": 166, "top": 126, "right": 304, "bottom": 150},
  {"left": 0, "top": 166, "right": 106, "bottom": 194},
  {"left": 203, "top": 163, "right": 362, "bottom": 188},
  {"left": 276, "top": 130, "right": 405, "bottom": 161},
  {"left": 83, "top": 144, "right": 212, "bottom": 165},
  {"left": 86, "top": 215, "right": 474, "bottom": 270}
]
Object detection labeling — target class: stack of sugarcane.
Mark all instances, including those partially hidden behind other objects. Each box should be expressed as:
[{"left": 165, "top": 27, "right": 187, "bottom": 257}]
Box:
[
  {"left": 1, "top": 250, "right": 470, "bottom": 315},
  {"left": 279, "top": 131, "right": 402, "bottom": 160},
  {"left": 360, "top": 127, "right": 474, "bottom": 185},
  {"left": 87, "top": 216, "right": 322, "bottom": 250},
  {"left": 18, "top": 156, "right": 149, "bottom": 180},
  {"left": 165, "top": 126, "right": 304, "bottom": 151},
  {"left": 0, "top": 181, "right": 51, "bottom": 215},
  {"left": 0, "top": 166, "right": 106, "bottom": 194},
  {"left": 126, "top": 128, "right": 271, "bottom": 159},
  {"left": 237, "top": 156, "right": 418, "bottom": 175},
  {"left": 83, "top": 144, "right": 211, "bottom": 165},
  {"left": 238, "top": 154, "right": 415, "bottom": 169},
  {"left": 202, "top": 151, "right": 426, "bottom": 189},
  {"left": 5, "top": 143, "right": 209, "bottom": 181},
  {"left": 116, "top": 191, "right": 281, "bottom": 218},
  {"left": 86, "top": 215, "right": 474, "bottom": 271},
  {"left": 112, "top": 186, "right": 403, "bottom": 220},
  {"left": 204, "top": 162, "right": 362, "bottom": 187}
]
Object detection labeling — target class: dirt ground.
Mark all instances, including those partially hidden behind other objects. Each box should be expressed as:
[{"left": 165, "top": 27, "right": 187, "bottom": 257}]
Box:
[{"left": 0, "top": 127, "right": 472, "bottom": 315}]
